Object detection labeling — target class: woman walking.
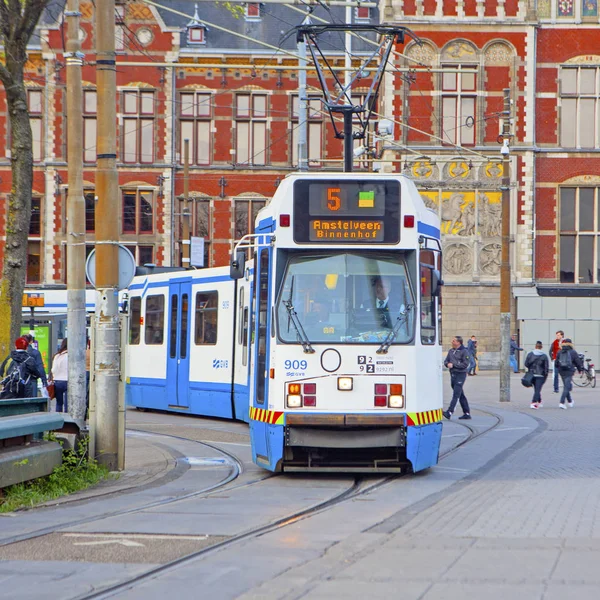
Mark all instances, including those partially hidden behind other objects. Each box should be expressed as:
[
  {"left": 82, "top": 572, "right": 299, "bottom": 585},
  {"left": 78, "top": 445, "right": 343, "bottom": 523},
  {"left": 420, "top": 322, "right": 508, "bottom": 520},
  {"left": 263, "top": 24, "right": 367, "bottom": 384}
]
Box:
[
  {"left": 524, "top": 341, "right": 549, "bottom": 409},
  {"left": 50, "top": 338, "right": 68, "bottom": 413}
]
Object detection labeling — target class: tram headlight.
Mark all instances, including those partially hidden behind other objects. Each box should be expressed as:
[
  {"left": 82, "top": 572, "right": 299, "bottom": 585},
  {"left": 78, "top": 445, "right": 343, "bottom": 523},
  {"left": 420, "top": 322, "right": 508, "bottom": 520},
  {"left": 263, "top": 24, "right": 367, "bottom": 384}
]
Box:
[
  {"left": 388, "top": 395, "right": 404, "bottom": 408},
  {"left": 287, "top": 395, "right": 302, "bottom": 408},
  {"left": 338, "top": 377, "right": 353, "bottom": 391}
]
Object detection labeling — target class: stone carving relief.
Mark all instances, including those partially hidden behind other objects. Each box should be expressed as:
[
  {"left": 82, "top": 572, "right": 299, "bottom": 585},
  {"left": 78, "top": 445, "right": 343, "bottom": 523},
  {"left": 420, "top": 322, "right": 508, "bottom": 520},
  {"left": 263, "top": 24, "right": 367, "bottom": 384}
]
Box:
[
  {"left": 484, "top": 43, "right": 514, "bottom": 65},
  {"left": 420, "top": 194, "right": 438, "bottom": 211},
  {"left": 406, "top": 42, "right": 436, "bottom": 67},
  {"left": 442, "top": 41, "right": 477, "bottom": 61},
  {"left": 412, "top": 161, "right": 436, "bottom": 179},
  {"left": 444, "top": 161, "right": 473, "bottom": 181},
  {"left": 479, "top": 193, "right": 502, "bottom": 237},
  {"left": 459, "top": 202, "right": 476, "bottom": 237},
  {"left": 444, "top": 243, "right": 472, "bottom": 275},
  {"left": 481, "top": 161, "right": 503, "bottom": 180},
  {"left": 480, "top": 243, "right": 501, "bottom": 275},
  {"left": 441, "top": 192, "right": 467, "bottom": 233},
  {"left": 537, "top": 0, "right": 551, "bottom": 17}
]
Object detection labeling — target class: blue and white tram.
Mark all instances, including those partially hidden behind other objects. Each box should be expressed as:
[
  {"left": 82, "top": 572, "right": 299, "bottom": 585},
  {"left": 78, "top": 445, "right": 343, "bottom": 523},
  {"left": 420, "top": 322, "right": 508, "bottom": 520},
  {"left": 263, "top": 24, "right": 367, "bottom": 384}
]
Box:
[{"left": 126, "top": 173, "right": 444, "bottom": 473}]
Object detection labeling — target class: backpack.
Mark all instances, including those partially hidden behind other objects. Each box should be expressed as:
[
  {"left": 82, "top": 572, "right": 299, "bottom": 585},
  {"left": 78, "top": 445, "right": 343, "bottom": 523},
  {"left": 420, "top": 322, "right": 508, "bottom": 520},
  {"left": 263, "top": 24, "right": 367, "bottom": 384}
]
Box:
[
  {"left": 557, "top": 348, "right": 573, "bottom": 370},
  {"left": 0, "top": 356, "right": 32, "bottom": 398}
]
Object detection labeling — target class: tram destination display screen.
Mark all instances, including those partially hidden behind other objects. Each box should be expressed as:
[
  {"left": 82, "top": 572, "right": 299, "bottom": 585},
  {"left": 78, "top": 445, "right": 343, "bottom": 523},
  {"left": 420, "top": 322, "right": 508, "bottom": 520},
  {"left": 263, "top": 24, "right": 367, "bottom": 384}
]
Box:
[{"left": 293, "top": 180, "right": 400, "bottom": 244}]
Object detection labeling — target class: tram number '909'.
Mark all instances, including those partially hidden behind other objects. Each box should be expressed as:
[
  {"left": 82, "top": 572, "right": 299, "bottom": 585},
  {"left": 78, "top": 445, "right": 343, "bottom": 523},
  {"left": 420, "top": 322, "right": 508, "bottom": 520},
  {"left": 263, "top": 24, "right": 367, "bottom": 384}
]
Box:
[{"left": 284, "top": 359, "right": 308, "bottom": 370}]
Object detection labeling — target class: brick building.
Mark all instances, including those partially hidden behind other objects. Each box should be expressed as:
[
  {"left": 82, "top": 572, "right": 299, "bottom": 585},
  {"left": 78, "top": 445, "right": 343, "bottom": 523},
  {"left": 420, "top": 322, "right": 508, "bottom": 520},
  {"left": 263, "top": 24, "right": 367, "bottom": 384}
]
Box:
[
  {"left": 381, "top": 0, "right": 600, "bottom": 364},
  {"left": 3, "top": 0, "right": 600, "bottom": 364},
  {"left": 2, "top": 0, "right": 377, "bottom": 289}
]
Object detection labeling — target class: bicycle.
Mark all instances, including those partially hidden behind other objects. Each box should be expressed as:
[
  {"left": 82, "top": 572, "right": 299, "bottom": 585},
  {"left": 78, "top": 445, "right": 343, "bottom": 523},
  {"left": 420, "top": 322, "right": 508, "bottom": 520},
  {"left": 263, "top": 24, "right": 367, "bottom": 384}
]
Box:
[{"left": 573, "top": 353, "right": 596, "bottom": 388}]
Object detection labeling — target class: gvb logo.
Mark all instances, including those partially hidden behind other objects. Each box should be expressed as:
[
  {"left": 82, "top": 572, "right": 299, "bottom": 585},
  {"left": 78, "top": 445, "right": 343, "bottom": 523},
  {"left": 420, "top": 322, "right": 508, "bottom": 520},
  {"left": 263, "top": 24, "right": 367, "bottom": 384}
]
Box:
[{"left": 213, "top": 359, "right": 229, "bottom": 369}]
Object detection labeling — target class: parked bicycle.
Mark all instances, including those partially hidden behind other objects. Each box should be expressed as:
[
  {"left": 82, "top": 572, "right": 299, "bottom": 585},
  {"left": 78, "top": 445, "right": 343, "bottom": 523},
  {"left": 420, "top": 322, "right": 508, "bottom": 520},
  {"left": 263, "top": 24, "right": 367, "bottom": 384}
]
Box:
[{"left": 573, "top": 352, "right": 596, "bottom": 388}]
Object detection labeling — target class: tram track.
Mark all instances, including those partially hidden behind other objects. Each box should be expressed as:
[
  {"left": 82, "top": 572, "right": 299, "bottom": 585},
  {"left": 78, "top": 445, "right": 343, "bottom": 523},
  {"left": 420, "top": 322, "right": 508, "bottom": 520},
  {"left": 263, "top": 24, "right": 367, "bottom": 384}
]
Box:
[{"left": 70, "top": 407, "right": 504, "bottom": 600}]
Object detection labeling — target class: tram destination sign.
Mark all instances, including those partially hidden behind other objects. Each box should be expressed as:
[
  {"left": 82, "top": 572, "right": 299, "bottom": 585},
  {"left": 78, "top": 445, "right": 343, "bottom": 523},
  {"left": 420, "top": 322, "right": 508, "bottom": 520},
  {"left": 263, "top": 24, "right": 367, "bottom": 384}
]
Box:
[{"left": 293, "top": 180, "right": 400, "bottom": 244}]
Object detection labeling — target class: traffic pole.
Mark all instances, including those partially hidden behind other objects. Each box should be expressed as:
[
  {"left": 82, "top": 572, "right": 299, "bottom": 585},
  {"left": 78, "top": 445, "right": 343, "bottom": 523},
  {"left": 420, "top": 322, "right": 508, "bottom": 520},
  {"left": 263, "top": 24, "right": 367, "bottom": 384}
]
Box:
[
  {"left": 499, "top": 88, "right": 512, "bottom": 402},
  {"left": 181, "top": 138, "right": 190, "bottom": 268},
  {"left": 93, "top": 0, "right": 121, "bottom": 468},
  {"left": 65, "top": 0, "right": 87, "bottom": 424}
]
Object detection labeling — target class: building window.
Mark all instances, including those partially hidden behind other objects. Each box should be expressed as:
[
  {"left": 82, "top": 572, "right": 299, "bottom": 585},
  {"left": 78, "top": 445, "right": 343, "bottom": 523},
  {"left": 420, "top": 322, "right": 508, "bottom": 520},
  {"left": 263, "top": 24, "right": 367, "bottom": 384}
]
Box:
[
  {"left": 559, "top": 187, "right": 600, "bottom": 283},
  {"left": 236, "top": 94, "right": 267, "bottom": 166},
  {"left": 561, "top": 67, "right": 600, "bottom": 149},
  {"left": 28, "top": 89, "right": 43, "bottom": 162},
  {"left": 291, "top": 95, "right": 323, "bottom": 166},
  {"left": 441, "top": 65, "right": 477, "bottom": 146},
  {"left": 355, "top": 6, "right": 370, "bottom": 19},
  {"left": 245, "top": 3, "right": 261, "bottom": 19},
  {"left": 29, "top": 196, "right": 41, "bottom": 236},
  {"left": 195, "top": 291, "right": 218, "bottom": 344},
  {"left": 188, "top": 26, "right": 205, "bottom": 44},
  {"left": 122, "top": 189, "right": 154, "bottom": 234},
  {"left": 125, "top": 244, "right": 154, "bottom": 266},
  {"left": 193, "top": 198, "right": 211, "bottom": 267},
  {"left": 26, "top": 241, "right": 41, "bottom": 284},
  {"left": 145, "top": 295, "right": 165, "bottom": 345},
  {"left": 85, "top": 191, "right": 95, "bottom": 233},
  {"left": 122, "top": 89, "right": 155, "bottom": 164},
  {"left": 234, "top": 197, "right": 267, "bottom": 241},
  {"left": 115, "top": 5, "right": 125, "bottom": 51},
  {"left": 179, "top": 92, "right": 212, "bottom": 165},
  {"left": 84, "top": 90, "right": 97, "bottom": 162}
]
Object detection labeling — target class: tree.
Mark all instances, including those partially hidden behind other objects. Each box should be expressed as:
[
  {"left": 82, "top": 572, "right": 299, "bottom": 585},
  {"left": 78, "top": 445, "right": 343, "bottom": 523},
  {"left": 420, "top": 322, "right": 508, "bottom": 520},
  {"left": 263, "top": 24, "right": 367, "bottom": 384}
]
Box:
[{"left": 0, "top": 0, "right": 49, "bottom": 360}]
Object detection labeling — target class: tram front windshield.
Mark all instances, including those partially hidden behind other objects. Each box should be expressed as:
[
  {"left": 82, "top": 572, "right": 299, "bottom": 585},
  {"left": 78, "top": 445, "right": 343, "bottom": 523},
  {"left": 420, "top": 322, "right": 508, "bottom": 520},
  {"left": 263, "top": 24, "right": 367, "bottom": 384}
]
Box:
[{"left": 277, "top": 252, "right": 415, "bottom": 345}]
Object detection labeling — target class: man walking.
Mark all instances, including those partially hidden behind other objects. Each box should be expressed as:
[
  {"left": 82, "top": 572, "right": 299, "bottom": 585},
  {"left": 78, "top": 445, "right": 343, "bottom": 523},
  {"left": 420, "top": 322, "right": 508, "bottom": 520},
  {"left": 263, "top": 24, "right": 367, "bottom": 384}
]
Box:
[
  {"left": 510, "top": 334, "right": 523, "bottom": 373},
  {"left": 467, "top": 335, "right": 478, "bottom": 376},
  {"left": 556, "top": 338, "right": 583, "bottom": 409},
  {"left": 443, "top": 336, "right": 471, "bottom": 420},
  {"left": 550, "top": 330, "right": 564, "bottom": 393}
]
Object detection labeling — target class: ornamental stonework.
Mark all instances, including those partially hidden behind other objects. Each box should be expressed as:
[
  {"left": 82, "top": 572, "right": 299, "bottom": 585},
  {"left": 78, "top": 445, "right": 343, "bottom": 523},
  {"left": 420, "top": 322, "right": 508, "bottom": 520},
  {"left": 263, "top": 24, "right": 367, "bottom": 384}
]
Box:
[
  {"left": 442, "top": 42, "right": 477, "bottom": 61},
  {"left": 484, "top": 43, "right": 513, "bottom": 65},
  {"left": 406, "top": 43, "right": 436, "bottom": 67}
]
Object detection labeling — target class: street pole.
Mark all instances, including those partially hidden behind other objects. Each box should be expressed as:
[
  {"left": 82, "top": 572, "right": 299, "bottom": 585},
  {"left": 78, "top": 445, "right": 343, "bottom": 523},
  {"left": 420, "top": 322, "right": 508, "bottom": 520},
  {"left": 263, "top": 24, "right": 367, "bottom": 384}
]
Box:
[
  {"left": 94, "top": 0, "right": 121, "bottom": 468},
  {"left": 345, "top": 4, "right": 352, "bottom": 170},
  {"left": 65, "top": 0, "right": 87, "bottom": 424},
  {"left": 297, "top": 15, "right": 309, "bottom": 172},
  {"left": 343, "top": 108, "right": 353, "bottom": 172},
  {"left": 499, "top": 88, "right": 512, "bottom": 402},
  {"left": 181, "top": 138, "right": 190, "bottom": 268}
]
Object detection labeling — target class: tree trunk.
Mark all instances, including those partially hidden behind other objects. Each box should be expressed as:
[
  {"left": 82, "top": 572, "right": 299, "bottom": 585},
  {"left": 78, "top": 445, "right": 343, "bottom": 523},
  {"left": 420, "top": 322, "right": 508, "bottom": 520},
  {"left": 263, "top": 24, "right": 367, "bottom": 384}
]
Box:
[{"left": 0, "top": 73, "right": 33, "bottom": 361}]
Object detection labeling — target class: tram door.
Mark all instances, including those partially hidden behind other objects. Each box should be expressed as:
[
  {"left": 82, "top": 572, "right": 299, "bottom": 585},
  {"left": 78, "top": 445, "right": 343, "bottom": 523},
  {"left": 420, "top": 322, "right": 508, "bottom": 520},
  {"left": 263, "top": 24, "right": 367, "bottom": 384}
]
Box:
[
  {"left": 250, "top": 248, "right": 271, "bottom": 460},
  {"left": 166, "top": 279, "right": 192, "bottom": 408}
]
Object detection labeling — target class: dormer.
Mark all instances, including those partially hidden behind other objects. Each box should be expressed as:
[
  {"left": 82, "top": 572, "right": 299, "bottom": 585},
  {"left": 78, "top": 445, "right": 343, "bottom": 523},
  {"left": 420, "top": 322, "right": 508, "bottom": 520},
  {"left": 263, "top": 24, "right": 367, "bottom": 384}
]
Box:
[{"left": 187, "top": 3, "right": 207, "bottom": 45}]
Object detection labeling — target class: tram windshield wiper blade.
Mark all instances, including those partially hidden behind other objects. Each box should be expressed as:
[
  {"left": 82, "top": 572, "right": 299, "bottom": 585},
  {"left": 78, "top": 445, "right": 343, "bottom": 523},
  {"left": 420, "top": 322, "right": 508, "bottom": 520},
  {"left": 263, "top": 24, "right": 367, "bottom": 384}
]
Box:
[
  {"left": 283, "top": 300, "right": 315, "bottom": 354},
  {"left": 376, "top": 304, "right": 414, "bottom": 355}
]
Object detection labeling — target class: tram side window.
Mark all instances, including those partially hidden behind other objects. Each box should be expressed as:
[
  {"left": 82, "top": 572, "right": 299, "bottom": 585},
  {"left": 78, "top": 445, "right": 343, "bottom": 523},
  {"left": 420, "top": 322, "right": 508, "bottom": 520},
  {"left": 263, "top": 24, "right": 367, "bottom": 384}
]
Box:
[
  {"left": 195, "top": 291, "right": 218, "bottom": 345},
  {"left": 129, "top": 296, "right": 141, "bottom": 345},
  {"left": 145, "top": 295, "right": 165, "bottom": 345},
  {"left": 420, "top": 251, "right": 436, "bottom": 345}
]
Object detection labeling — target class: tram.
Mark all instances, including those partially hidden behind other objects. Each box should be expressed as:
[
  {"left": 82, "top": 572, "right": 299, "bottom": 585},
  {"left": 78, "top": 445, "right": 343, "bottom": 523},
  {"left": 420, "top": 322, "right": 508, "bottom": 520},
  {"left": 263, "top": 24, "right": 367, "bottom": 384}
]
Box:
[{"left": 125, "top": 173, "right": 443, "bottom": 473}]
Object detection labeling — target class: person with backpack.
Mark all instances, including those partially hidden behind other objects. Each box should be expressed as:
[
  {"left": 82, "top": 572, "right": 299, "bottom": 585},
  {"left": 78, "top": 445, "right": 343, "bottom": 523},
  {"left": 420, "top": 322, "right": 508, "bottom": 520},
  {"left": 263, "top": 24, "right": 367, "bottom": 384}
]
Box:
[
  {"left": 550, "top": 330, "right": 564, "bottom": 393},
  {"left": 50, "top": 338, "right": 68, "bottom": 413},
  {"left": 524, "top": 341, "right": 549, "bottom": 409},
  {"left": 467, "top": 335, "right": 478, "bottom": 376},
  {"left": 556, "top": 338, "right": 583, "bottom": 409},
  {"left": 0, "top": 337, "right": 43, "bottom": 399}
]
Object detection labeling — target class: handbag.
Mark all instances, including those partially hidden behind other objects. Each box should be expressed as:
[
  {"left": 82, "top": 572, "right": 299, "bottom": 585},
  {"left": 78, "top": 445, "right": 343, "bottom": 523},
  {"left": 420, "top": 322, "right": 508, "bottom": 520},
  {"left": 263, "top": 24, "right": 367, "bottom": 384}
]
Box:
[
  {"left": 47, "top": 381, "right": 56, "bottom": 399},
  {"left": 521, "top": 371, "right": 534, "bottom": 388}
]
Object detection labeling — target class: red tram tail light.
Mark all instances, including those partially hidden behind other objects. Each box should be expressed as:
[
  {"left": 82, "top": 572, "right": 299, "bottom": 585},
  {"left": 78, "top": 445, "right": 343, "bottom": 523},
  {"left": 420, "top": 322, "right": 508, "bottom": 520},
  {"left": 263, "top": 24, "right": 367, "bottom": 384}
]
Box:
[
  {"left": 286, "top": 382, "right": 318, "bottom": 408},
  {"left": 374, "top": 383, "right": 405, "bottom": 408},
  {"left": 304, "top": 396, "right": 317, "bottom": 407},
  {"left": 374, "top": 396, "right": 387, "bottom": 407},
  {"left": 280, "top": 214, "right": 291, "bottom": 227},
  {"left": 404, "top": 215, "right": 415, "bottom": 228},
  {"left": 304, "top": 383, "right": 317, "bottom": 394},
  {"left": 374, "top": 384, "right": 387, "bottom": 395}
]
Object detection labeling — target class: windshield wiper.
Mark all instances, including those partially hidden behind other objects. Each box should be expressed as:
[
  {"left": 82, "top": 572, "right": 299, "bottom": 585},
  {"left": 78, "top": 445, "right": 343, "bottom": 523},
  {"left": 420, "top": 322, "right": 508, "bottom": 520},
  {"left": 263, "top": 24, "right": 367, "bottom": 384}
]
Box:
[
  {"left": 282, "top": 276, "right": 315, "bottom": 354},
  {"left": 376, "top": 304, "right": 414, "bottom": 354}
]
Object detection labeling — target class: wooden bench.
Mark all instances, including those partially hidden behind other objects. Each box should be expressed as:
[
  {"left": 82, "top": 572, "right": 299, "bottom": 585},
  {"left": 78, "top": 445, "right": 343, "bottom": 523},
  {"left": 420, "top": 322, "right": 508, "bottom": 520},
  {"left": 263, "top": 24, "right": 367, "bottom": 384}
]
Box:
[{"left": 0, "top": 413, "right": 64, "bottom": 490}]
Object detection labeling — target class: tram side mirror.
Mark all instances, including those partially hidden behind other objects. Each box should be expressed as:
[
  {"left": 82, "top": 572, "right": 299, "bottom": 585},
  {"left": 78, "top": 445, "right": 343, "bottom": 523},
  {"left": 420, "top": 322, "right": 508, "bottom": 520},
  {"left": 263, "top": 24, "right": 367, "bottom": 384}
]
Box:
[
  {"left": 432, "top": 270, "right": 444, "bottom": 297},
  {"left": 230, "top": 250, "right": 246, "bottom": 280}
]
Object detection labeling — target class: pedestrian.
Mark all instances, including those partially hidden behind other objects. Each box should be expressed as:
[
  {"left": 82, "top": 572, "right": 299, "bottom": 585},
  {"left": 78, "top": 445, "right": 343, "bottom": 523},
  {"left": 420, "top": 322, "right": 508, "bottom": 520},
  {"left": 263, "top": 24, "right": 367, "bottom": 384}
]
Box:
[
  {"left": 467, "top": 335, "right": 478, "bottom": 376},
  {"left": 549, "top": 330, "right": 564, "bottom": 393},
  {"left": 443, "top": 335, "right": 471, "bottom": 420},
  {"left": 555, "top": 338, "right": 583, "bottom": 409},
  {"left": 524, "top": 341, "right": 549, "bottom": 409},
  {"left": 0, "top": 337, "right": 43, "bottom": 399},
  {"left": 510, "top": 334, "right": 523, "bottom": 373},
  {"left": 23, "top": 333, "right": 48, "bottom": 395},
  {"left": 50, "top": 338, "right": 69, "bottom": 413}
]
